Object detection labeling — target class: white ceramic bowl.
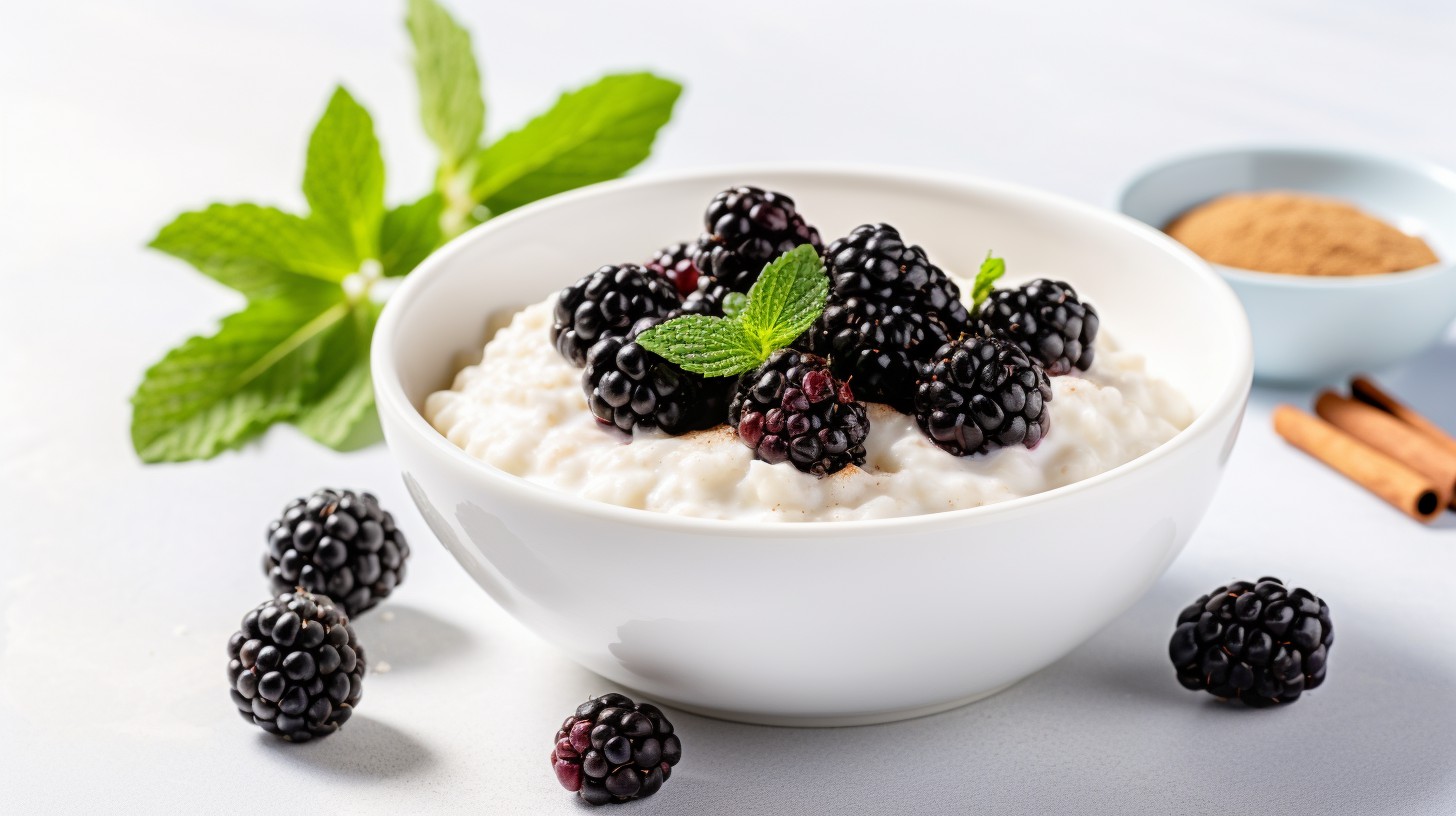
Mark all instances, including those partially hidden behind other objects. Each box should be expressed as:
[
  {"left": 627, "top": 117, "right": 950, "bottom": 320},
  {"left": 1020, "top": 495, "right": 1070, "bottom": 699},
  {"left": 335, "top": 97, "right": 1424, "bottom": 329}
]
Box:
[
  {"left": 1118, "top": 146, "right": 1456, "bottom": 384},
  {"left": 373, "top": 166, "right": 1253, "bottom": 726}
]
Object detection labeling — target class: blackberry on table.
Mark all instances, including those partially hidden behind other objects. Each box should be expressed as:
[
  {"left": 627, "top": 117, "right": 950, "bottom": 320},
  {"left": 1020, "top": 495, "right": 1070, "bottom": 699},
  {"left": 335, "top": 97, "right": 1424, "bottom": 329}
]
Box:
[
  {"left": 553, "top": 264, "right": 679, "bottom": 366},
  {"left": 913, "top": 334, "right": 1052, "bottom": 456},
  {"left": 552, "top": 692, "right": 682, "bottom": 806},
  {"left": 227, "top": 590, "right": 364, "bottom": 742},
  {"left": 265, "top": 488, "right": 409, "bottom": 618},
  {"left": 644, "top": 242, "right": 701, "bottom": 299},
  {"left": 1169, "top": 577, "right": 1333, "bottom": 707},
  {"left": 583, "top": 334, "right": 731, "bottom": 436},
  {"left": 728, "top": 349, "right": 869, "bottom": 476},
  {"left": 691, "top": 186, "right": 822, "bottom": 293},
  {"left": 976, "top": 279, "right": 1099, "bottom": 375}
]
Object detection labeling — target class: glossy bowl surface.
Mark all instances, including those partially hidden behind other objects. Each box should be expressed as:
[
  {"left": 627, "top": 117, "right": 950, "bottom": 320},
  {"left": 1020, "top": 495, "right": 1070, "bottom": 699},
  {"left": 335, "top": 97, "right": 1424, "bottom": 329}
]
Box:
[
  {"left": 374, "top": 166, "right": 1253, "bottom": 725},
  {"left": 1118, "top": 146, "right": 1456, "bottom": 384}
]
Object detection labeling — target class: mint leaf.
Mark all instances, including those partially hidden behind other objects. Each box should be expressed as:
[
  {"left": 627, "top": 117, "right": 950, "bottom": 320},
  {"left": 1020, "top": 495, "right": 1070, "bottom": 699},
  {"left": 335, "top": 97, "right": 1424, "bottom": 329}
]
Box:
[
  {"left": 470, "top": 73, "right": 681, "bottom": 214},
  {"left": 379, "top": 193, "right": 444, "bottom": 277},
  {"left": 406, "top": 0, "right": 484, "bottom": 172},
  {"left": 740, "top": 245, "right": 828, "bottom": 357},
  {"left": 150, "top": 203, "right": 358, "bottom": 297},
  {"left": 721, "top": 292, "right": 748, "bottom": 320},
  {"left": 294, "top": 300, "right": 381, "bottom": 448},
  {"left": 636, "top": 316, "right": 761, "bottom": 378},
  {"left": 305, "top": 87, "right": 385, "bottom": 262},
  {"left": 972, "top": 252, "right": 1005, "bottom": 308},
  {"left": 130, "top": 287, "right": 349, "bottom": 462}
]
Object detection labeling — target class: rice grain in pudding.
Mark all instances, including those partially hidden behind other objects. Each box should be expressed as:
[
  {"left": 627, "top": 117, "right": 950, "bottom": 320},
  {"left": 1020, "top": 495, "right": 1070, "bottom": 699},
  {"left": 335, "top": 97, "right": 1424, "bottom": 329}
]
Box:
[{"left": 424, "top": 293, "right": 1194, "bottom": 522}]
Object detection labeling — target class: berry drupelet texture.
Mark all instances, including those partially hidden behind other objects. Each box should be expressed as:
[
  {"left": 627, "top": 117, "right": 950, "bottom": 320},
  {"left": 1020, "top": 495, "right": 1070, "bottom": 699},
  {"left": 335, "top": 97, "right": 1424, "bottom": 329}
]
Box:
[
  {"left": 644, "top": 242, "right": 701, "bottom": 299},
  {"left": 265, "top": 488, "right": 410, "bottom": 618},
  {"left": 913, "top": 334, "right": 1052, "bottom": 456},
  {"left": 583, "top": 333, "right": 731, "bottom": 436},
  {"left": 1169, "top": 577, "right": 1333, "bottom": 707},
  {"left": 552, "top": 693, "right": 683, "bottom": 806},
  {"left": 803, "top": 223, "right": 971, "bottom": 409},
  {"left": 976, "top": 279, "right": 1099, "bottom": 375},
  {"left": 728, "top": 349, "right": 869, "bottom": 476},
  {"left": 553, "top": 264, "right": 680, "bottom": 366},
  {"left": 691, "top": 186, "right": 822, "bottom": 293},
  {"left": 227, "top": 590, "right": 364, "bottom": 741},
  {"left": 678, "top": 280, "right": 736, "bottom": 317}
]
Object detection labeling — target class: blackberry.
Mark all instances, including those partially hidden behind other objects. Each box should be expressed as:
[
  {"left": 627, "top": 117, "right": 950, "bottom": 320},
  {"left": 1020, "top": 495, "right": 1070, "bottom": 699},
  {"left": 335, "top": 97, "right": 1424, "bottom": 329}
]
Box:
[
  {"left": 553, "top": 264, "right": 679, "bottom": 366},
  {"left": 264, "top": 488, "right": 410, "bottom": 618},
  {"left": 977, "top": 279, "right": 1099, "bottom": 375},
  {"left": 821, "top": 223, "right": 971, "bottom": 328},
  {"left": 583, "top": 335, "right": 731, "bottom": 436},
  {"left": 644, "top": 242, "right": 701, "bottom": 299},
  {"left": 227, "top": 590, "right": 364, "bottom": 742},
  {"left": 803, "top": 224, "right": 972, "bottom": 410},
  {"left": 552, "top": 692, "right": 682, "bottom": 806},
  {"left": 914, "top": 334, "right": 1052, "bottom": 456},
  {"left": 678, "top": 280, "right": 735, "bottom": 317},
  {"left": 691, "top": 186, "right": 822, "bottom": 292},
  {"left": 799, "top": 296, "right": 957, "bottom": 411},
  {"left": 1169, "top": 577, "right": 1333, "bottom": 707},
  {"left": 728, "top": 349, "right": 869, "bottom": 476}
]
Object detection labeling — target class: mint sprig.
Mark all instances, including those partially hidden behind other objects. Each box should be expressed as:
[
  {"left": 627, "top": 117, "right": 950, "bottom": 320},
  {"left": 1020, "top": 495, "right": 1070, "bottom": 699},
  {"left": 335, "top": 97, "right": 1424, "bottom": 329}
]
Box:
[
  {"left": 637, "top": 245, "right": 828, "bottom": 377},
  {"left": 131, "top": 0, "right": 682, "bottom": 463},
  {"left": 972, "top": 251, "right": 1006, "bottom": 308}
]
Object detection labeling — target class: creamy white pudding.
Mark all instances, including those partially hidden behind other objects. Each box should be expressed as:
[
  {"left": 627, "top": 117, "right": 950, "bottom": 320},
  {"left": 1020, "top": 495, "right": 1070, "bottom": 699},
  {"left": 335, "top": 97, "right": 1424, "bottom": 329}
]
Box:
[{"left": 424, "top": 295, "right": 1194, "bottom": 523}]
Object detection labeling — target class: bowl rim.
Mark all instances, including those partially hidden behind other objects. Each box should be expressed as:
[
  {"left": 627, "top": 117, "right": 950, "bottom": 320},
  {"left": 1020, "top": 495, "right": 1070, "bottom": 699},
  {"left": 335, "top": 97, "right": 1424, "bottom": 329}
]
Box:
[
  {"left": 1115, "top": 144, "right": 1456, "bottom": 288},
  {"left": 373, "top": 163, "right": 1253, "bottom": 536}
]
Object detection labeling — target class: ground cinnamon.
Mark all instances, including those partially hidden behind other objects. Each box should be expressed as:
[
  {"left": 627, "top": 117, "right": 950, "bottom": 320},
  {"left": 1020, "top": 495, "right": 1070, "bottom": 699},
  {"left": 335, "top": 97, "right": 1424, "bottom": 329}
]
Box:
[{"left": 1166, "top": 191, "right": 1438, "bottom": 276}]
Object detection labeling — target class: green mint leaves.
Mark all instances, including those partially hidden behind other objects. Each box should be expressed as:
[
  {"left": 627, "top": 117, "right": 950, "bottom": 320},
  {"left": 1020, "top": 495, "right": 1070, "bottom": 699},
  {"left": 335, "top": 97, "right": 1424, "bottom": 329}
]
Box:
[
  {"left": 407, "top": 0, "right": 681, "bottom": 236},
  {"left": 131, "top": 0, "right": 682, "bottom": 463},
  {"left": 637, "top": 245, "right": 828, "bottom": 377},
  {"left": 971, "top": 252, "right": 1006, "bottom": 307},
  {"left": 133, "top": 88, "right": 392, "bottom": 463}
]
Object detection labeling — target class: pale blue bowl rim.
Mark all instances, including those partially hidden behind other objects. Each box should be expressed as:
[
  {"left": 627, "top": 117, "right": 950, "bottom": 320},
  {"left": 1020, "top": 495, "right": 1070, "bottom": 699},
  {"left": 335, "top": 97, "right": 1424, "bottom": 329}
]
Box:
[{"left": 1115, "top": 144, "right": 1456, "bottom": 289}]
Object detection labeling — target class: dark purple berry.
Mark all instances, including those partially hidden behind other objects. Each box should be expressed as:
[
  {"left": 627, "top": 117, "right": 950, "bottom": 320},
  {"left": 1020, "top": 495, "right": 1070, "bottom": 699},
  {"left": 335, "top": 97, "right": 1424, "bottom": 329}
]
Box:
[
  {"left": 644, "top": 242, "right": 701, "bottom": 299},
  {"left": 1170, "top": 577, "right": 1333, "bottom": 707},
  {"left": 552, "top": 693, "right": 681, "bottom": 805},
  {"left": 691, "top": 186, "right": 822, "bottom": 293},
  {"left": 913, "top": 334, "right": 1052, "bottom": 456},
  {"left": 553, "top": 264, "right": 679, "bottom": 366},
  {"left": 264, "top": 488, "right": 409, "bottom": 617},
  {"left": 728, "top": 349, "right": 870, "bottom": 476},
  {"left": 977, "top": 278, "right": 1098, "bottom": 375}
]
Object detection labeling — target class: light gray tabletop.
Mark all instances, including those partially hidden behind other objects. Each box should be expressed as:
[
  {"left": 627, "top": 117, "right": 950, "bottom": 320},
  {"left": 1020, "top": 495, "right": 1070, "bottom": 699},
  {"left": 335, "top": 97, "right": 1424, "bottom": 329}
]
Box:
[{"left": 4, "top": 1, "right": 1455, "bottom": 813}]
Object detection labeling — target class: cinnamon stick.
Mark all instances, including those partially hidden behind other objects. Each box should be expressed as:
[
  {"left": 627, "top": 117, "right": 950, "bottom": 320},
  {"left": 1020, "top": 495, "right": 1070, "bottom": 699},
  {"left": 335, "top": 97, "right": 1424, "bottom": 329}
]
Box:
[
  {"left": 1314, "top": 392, "right": 1456, "bottom": 509},
  {"left": 1273, "top": 405, "right": 1442, "bottom": 523},
  {"left": 1350, "top": 375, "right": 1456, "bottom": 459}
]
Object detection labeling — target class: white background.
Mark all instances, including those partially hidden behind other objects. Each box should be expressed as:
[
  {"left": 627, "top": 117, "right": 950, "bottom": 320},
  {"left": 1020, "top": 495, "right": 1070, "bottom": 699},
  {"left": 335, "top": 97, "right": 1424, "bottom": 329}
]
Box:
[{"left": 4, "top": 1, "right": 1456, "bottom": 813}]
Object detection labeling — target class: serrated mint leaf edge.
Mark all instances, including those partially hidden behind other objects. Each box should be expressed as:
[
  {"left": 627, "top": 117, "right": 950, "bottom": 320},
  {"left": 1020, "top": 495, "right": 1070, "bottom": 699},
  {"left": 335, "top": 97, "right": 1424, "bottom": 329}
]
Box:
[
  {"left": 740, "top": 245, "right": 828, "bottom": 356},
  {"left": 635, "top": 315, "right": 762, "bottom": 377}
]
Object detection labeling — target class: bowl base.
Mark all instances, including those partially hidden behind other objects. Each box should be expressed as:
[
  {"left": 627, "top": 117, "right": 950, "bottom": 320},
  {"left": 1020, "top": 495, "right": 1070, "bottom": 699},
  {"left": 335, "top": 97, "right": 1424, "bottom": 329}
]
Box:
[{"left": 621, "top": 681, "right": 1018, "bottom": 728}]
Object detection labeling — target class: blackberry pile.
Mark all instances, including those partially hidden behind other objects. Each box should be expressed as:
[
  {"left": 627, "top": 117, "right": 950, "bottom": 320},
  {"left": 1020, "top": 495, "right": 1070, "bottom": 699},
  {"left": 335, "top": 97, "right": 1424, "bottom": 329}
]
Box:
[
  {"left": 552, "top": 693, "right": 682, "bottom": 806},
  {"left": 692, "top": 186, "right": 822, "bottom": 293},
  {"left": 977, "top": 278, "right": 1099, "bottom": 375},
  {"left": 264, "top": 488, "right": 409, "bottom": 618},
  {"left": 227, "top": 590, "right": 364, "bottom": 741},
  {"left": 553, "top": 264, "right": 679, "bottom": 366},
  {"left": 1169, "top": 577, "right": 1334, "bottom": 707},
  {"left": 728, "top": 349, "right": 869, "bottom": 476},
  {"left": 583, "top": 332, "right": 731, "bottom": 435},
  {"left": 913, "top": 335, "right": 1052, "bottom": 456},
  {"left": 678, "top": 280, "right": 735, "bottom": 317},
  {"left": 644, "top": 242, "right": 701, "bottom": 299},
  {"left": 801, "top": 224, "right": 971, "bottom": 408}
]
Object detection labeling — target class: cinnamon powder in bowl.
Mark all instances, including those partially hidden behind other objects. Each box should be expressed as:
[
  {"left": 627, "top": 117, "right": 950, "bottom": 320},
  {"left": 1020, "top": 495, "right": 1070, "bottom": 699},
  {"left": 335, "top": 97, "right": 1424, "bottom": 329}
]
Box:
[{"left": 1166, "top": 191, "right": 1439, "bottom": 276}]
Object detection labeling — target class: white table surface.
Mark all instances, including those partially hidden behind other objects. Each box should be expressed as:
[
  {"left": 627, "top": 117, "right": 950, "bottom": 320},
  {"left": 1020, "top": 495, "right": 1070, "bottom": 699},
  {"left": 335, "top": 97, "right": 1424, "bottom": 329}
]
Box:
[{"left": 5, "top": 1, "right": 1456, "bottom": 813}]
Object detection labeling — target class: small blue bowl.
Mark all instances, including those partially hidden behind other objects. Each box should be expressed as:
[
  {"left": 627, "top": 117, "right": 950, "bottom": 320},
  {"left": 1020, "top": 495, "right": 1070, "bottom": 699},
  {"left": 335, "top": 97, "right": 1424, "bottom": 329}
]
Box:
[{"left": 1118, "top": 146, "right": 1456, "bottom": 384}]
